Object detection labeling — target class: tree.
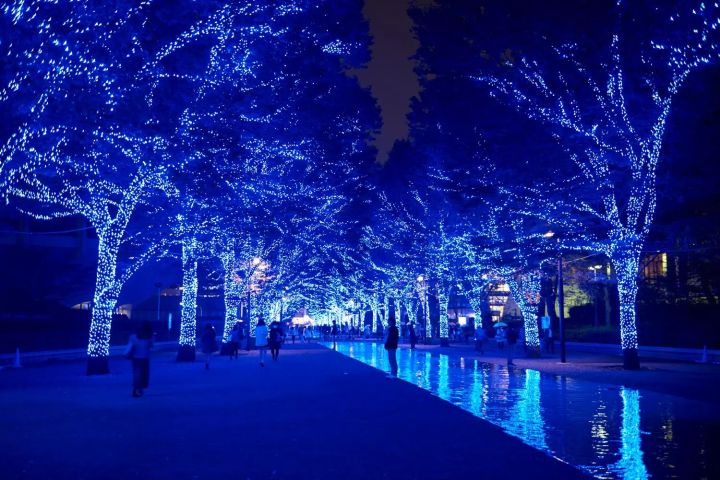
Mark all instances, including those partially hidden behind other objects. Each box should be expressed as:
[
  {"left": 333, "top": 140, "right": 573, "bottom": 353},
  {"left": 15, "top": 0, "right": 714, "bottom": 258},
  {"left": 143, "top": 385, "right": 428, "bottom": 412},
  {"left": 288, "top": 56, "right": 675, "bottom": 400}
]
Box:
[
  {"left": 2, "top": 0, "right": 379, "bottom": 372},
  {"left": 412, "top": 0, "right": 720, "bottom": 368},
  {"left": 0, "top": 0, "right": 255, "bottom": 373}
]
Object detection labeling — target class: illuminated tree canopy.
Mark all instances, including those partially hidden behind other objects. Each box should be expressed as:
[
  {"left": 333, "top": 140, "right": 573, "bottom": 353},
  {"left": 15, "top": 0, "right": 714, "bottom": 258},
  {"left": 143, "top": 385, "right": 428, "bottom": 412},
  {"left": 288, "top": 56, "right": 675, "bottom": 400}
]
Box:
[
  {"left": 1, "top": 0, "right": 379, "bottom": 373},
  {"left": 2, "top": 0, "right": 719, "bottom": 372},
  {"left": 410, "top": 0, "right": 720, "bottom": 368}
]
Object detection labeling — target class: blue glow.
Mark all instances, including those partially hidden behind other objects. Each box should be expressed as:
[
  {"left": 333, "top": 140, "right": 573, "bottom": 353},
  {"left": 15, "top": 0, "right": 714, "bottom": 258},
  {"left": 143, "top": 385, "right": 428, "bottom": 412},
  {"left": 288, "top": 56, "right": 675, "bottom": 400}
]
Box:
[
  {"left": 0, "top": 0, "right": 378, "bottom": 368},
  {"left": 179, "top": 240, "right": 199, "bottom": 348},
  {"left": 500, "top": 369, "right": 548, "bottom": 451},
  {"left": 328, "top": 342, "right": 719, "bottom": 479},
  {"left": 611, "top": 388, "right": 649, "bottom": 480},
  {"left": 471, "top": 1, "right": 720, "bottom": 363}
]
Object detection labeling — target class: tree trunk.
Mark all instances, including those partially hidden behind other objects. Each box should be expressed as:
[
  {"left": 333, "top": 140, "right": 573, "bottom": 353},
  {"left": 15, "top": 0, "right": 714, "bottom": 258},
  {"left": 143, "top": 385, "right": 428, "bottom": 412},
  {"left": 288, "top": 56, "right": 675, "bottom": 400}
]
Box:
[
  {"left": 86, "top": 293, "right": 116, "bottom": 375},
  {"left": 612, "top": 246, "right": 642, "bottom": 369},
  {"left": 222, "top": 255, "right": 241, "bottom": 341},
  {"left": 371, "top": 305, "right": 380, "bottom": 335},
  {"left": 424, "top": 294, "right": 431, "bottom": 341},
  {"left": 178, "top": 243, "right": 198, "bottom": 362},
  {"left": 86, "top": 236, "right": 120, "bottom": 375},
  {"left": 381, "top": 296, "right": 389, "bottom": 329},
  {"left": 438, "top": 286, "right": 449, "bottom": 346},
  {"left": 507, "top": 279, "right": 541, "bottom": 358}
]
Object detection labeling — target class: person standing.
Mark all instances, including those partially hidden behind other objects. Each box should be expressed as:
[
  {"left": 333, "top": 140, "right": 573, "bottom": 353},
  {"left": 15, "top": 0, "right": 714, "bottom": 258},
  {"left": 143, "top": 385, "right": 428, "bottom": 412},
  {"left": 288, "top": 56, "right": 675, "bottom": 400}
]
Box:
[
  {"left": 507, "top": 325, "right": 519, "bottom": 366},
  {"left": 541, "top": 315, "right": 554, "bottom": 354},
  {"left": 495, "top": 325, "right": 506, "bottom": 350},
  {"left": 384, "top": 318, "right": 399, "bottom": 377},
  {"left": 474, "top": 325, "right": 486, "bottom": 354},
  {"left": 269, "top": 321, "right": 283, "bottom": 361},
  {"left": 201, "top": 323, "right": 218, "bottom": 370},
  {"left": 229, "top": 322, "right": 241, "bottom": 359},
  {"left": 331, "top": 320, "right": 339, "bottom": 350},
  {"left": 408, "top": 322, "right": 417, "bottom": 350},
  {"left": 125, "top": 321, "right": 154, "bottom": 398},
  {"left": 255, "top": 317, "right": 269, "bottom": 367}
]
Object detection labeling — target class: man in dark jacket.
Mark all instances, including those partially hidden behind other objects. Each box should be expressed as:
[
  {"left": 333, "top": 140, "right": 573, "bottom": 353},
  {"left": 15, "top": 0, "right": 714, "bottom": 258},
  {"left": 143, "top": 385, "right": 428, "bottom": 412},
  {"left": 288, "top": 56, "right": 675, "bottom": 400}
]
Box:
[
  {"left": 384, "top": 318, "right": 400, "bottom": 376},
  {"left": 507, "top": 325, "right": 519, "bottom": 366}
]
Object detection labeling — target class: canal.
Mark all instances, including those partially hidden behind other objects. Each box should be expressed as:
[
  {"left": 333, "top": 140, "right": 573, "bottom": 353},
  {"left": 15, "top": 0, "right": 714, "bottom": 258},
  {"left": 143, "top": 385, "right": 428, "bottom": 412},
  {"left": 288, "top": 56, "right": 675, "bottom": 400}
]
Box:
[{"left": 326, "top": 342, "right": 719, "bottom": 479}]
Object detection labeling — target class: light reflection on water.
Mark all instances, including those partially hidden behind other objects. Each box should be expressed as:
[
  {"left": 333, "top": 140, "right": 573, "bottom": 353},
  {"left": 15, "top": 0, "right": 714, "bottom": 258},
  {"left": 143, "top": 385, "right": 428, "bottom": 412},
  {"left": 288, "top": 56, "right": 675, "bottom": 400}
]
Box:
[{"left": 327, "top": 342, "right": 720, "bottom": 480}]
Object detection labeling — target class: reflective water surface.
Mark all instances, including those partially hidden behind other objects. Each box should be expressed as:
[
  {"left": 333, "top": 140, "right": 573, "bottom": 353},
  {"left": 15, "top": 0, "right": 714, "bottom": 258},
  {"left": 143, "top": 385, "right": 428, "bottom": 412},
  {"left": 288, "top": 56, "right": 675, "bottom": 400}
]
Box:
[{"left": 327, "top": 342, "right": 720, "bottom": 479}]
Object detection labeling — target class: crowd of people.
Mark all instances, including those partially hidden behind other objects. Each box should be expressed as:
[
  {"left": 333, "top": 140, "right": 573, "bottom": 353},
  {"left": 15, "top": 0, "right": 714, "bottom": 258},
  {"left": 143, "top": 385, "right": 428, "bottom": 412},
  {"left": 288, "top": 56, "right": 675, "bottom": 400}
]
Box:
[{"left": 123, "top": 315, "right": 557, "bottom": 396}]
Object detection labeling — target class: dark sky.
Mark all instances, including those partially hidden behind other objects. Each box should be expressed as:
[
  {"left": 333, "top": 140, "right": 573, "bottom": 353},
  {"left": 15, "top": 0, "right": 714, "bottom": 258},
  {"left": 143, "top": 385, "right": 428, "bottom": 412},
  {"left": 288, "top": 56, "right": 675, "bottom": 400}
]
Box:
[{"left": 355, "top": 0, "right": 421, "bottom": 164}]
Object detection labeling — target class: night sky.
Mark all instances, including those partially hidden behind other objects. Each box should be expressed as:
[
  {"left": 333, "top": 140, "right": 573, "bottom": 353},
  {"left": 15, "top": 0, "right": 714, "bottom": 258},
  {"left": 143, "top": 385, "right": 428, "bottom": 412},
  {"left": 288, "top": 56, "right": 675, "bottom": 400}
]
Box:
[{"left": 355, "top": 0, "right": 420, "bottom": 164}]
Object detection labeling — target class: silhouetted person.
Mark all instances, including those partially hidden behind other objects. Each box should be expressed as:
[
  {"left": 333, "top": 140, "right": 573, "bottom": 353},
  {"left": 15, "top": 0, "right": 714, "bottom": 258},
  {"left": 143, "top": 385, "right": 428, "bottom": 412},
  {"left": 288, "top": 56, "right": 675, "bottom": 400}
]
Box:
[
  {"left": 408, "top": 322, "right": 417, "bottom": 349},
  {"left": 496, "top": 326, "right": 506, "bottom": 350},
  {"left": 255, "top": 317, "right": 269, "bottom": 367},
  {"left": 331, "top": 320, "right": 338, "bottom": 349},
  {"left": 384, "top": 318, "right": 399, "bottom": 377},
  {"left": 201, "top": 323, "right": 218, "bottom": 370},
  {"left": 269, "top": 321, "right": 283, "bottom": 361},
  {"left": 507, "top": 325, "right": 519, "bottom": 366},
  {"left": 542, "top": 315, "right": 555, "bottom": 354},
  {"left": 474, "top": 326, "right": 486, "bottom": 354},
  {"left": 126, "top": 321, "right": 153, "bottom": 397},
  {"left": 229, "top": 322, "right": 241, "bottom": 359}
]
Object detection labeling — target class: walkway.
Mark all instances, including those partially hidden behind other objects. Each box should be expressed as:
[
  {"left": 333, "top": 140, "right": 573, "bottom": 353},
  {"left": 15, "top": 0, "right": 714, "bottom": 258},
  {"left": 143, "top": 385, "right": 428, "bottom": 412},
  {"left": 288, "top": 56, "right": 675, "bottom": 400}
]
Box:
[{"left": 0, "top": 344, "right": 589, "bottom": 480}]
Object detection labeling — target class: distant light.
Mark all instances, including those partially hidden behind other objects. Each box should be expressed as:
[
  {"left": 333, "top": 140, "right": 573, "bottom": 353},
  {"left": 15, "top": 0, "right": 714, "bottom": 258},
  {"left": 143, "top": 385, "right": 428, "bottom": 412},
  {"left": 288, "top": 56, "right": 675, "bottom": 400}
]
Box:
[
  {"left": 543, "top": 231, "right": 555, "bottom": 238},
  {"left": 417, "top": 275, "right": 424, "bottom": 282}
]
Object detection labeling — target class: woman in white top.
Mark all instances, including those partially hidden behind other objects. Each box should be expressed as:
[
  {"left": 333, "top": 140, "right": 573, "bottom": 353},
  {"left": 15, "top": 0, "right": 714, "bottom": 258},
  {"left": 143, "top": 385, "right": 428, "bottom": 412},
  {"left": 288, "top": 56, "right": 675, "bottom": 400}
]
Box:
[
  {"left": 125, "top": 321, "right": 154, "bottom": 398},
  {"left": 303, "top": 325, "right": 314, "bottom": 343},
  {"left": 254, "top": 317, "right": 269, "bottom": 367}
]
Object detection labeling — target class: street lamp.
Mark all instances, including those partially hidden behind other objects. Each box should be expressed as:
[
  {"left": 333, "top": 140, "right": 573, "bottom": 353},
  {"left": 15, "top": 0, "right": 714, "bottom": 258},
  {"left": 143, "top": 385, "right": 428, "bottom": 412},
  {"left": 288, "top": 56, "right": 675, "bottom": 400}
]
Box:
[
  {"left": 154, "top": 282, "right": 162, "bottom": 324},
  {"left": 557, "top": 253, "right": 566, "bottom": 363},
  {"left": 589, "top": 264, "right": 603, "bottom": 327},
  {"left": 246, "top": 285, "right": 252, "bottom": 351},
  {"left": 416, "top": 275, "right": 430, "bottom": 344},
  {"left": 545, "top": 231, "right": 566, "bottom": 363}
]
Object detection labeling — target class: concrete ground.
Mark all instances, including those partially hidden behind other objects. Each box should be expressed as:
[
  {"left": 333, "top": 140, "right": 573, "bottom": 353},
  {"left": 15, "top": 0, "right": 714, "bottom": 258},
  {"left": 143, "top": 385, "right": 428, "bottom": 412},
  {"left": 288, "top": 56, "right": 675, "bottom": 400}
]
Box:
[{"left": 0, "top": 344, "right": 590, "bottom": 480}]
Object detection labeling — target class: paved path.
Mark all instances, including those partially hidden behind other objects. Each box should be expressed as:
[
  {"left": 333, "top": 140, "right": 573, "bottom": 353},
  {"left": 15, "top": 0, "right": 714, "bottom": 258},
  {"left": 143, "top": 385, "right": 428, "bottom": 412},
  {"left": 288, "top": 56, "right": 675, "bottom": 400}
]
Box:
[{"left": 0, "top": 344, "right": 589, "bottom": 480}]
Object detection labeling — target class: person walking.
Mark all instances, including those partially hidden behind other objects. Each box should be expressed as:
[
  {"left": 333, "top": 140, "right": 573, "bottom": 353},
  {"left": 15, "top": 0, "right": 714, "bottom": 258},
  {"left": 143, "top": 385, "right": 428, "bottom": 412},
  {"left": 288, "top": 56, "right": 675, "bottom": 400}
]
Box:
[
  {"left": 331, "top": 320, "right": 339, "bottom": 350},
  {"left": 229, "top": 322, "right": 241, "bottom": 359},
  {"left": 495, "top": 325, "right": 506, "bottom": 350},
  {"left": 507, "top": 325, "right": 519, "bottom": 366},
  {"left": 408, "top": 322, "right": 417, "bottom": 349},
  {"left": 201, "top": 323, "right": 218, "bottom": 370},
  {"left": 269, "top": 321, "right": 283, "bottom": 361},
  {"left": 384, "top": 317, "right": 399, "bottom": 377},
  {"left": 541, "top": 315, "right": 555, "bottom": 354},
  {"left": 474, "top": 325, "right": 486, "bottom": 354},
  {"left": 303, "top": 325, "right": 313, "bottom": 343},
  {"left": 255, "top": 317, "right": 269, "bottom": 367},
  {"left": 125, "top": 321, "right": 154, "bottom": 398}
]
